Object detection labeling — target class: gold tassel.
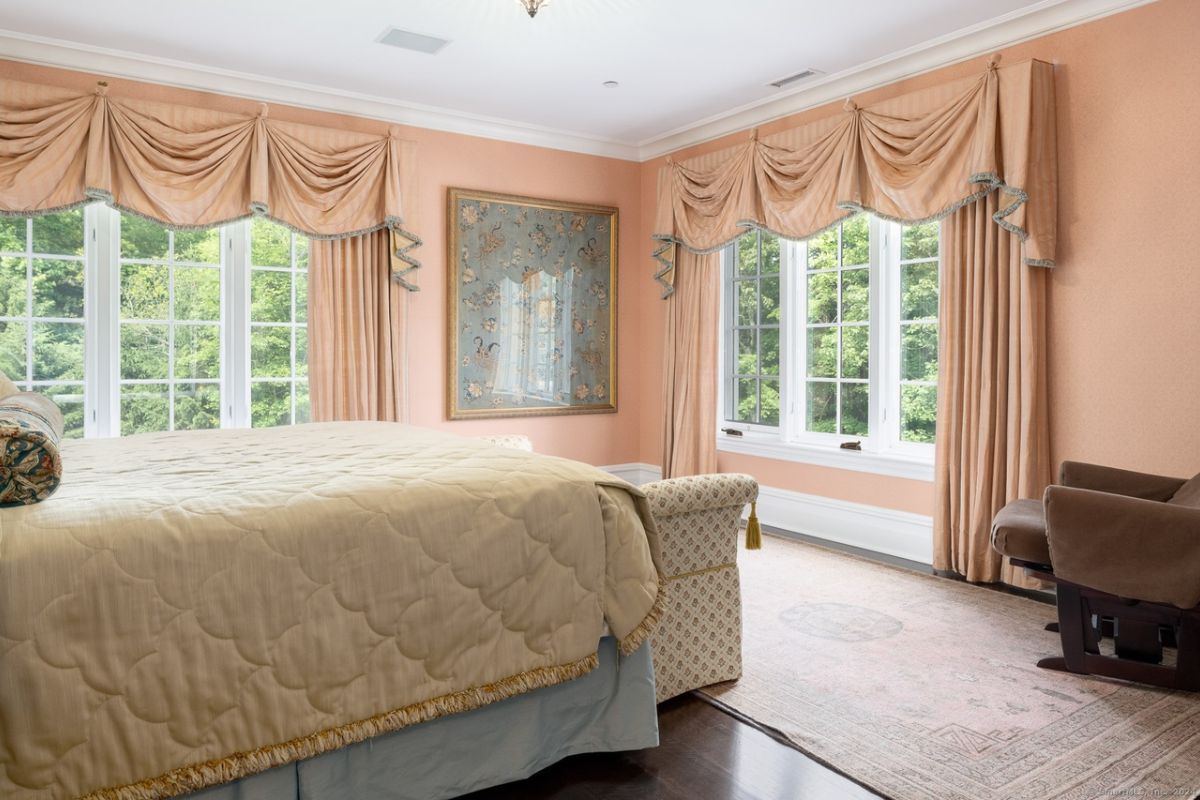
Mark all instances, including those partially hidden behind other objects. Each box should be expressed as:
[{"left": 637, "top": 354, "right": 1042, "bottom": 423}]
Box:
[{"left": 745, "top": 500, "right": 762, "bottom": 550}]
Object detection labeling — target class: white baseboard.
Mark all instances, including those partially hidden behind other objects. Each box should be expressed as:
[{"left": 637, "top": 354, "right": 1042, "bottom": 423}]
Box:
[
  {"left": 755, "top": 485, "right": 933, "bottom": 565},
  {"left": 600, "top": 462, "right": 933, "bottom": 565},
  {"left": 601, "top": 462, "right": 662, "bottom": 487}
]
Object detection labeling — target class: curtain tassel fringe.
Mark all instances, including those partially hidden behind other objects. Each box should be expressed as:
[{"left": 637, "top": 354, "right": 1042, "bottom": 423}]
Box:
[{"left": 745, "top": 501, "right": 762, "bottom": 550}]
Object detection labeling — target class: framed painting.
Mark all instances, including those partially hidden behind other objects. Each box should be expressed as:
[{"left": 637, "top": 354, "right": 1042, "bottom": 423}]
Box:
[{"left": 447, "top": 188, "right": 618, "bottom": 419}]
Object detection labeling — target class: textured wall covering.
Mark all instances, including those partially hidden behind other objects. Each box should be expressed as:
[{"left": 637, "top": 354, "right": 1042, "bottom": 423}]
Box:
[
  {"left": 0, "top": 58, "right": 645, "bottom": 466},
  {"left": 634, "top": 0, "right": 1200, "bottom": 514},
  {"left": 1, "top": 0, "right": 1196, "bottom": 504}
]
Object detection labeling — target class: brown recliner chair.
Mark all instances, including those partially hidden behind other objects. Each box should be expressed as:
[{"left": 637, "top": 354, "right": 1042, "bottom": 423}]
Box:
[{"left": 992, "top": 461, "right": 1200, "bottom": 690}]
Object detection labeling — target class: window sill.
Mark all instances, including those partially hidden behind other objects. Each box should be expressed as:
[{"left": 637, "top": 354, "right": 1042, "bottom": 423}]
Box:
[{"left": 716, "top": 433, "right": 934, "bottom": 482}]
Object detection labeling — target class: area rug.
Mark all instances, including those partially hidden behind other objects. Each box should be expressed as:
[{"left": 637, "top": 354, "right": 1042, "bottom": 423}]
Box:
[{"left": 700, "top": 535, "right": 1200, "bottom": 800}]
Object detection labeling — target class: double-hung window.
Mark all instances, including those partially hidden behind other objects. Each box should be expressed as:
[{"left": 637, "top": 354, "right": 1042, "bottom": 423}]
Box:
[
  {"left": 720, "top": 215, "right": 940, "bottom": 478},
  {"left": 1, "top": 205, "right": 310, "bottom": 438}
]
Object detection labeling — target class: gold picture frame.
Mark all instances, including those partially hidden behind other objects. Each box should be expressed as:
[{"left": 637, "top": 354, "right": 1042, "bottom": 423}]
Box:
[{"left": 447, "top": 188, "right": 618, "bottom": 420}]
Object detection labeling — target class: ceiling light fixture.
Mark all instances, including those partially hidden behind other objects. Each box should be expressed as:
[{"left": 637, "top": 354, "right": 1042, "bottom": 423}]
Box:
[{"left": 517, "top": 0, "right": 551, "bottom": 18}]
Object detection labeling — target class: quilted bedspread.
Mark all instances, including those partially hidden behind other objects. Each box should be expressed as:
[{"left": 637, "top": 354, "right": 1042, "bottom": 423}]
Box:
[{"left": 0, "top": 423, "right": 663, "bottom": 800}]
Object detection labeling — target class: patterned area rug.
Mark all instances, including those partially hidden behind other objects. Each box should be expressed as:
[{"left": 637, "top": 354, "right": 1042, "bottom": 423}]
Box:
[{"left": 700, "top": 536, "right": 1200, "bottom": 800}]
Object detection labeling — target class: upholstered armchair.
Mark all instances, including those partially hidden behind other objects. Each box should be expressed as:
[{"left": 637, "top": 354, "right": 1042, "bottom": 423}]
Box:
[
  {"left": 642, "top": 473, "right": 759, "bottom": 703},
  {"left": 992, "top": 461, "right": 1200, "bottom": 690}
]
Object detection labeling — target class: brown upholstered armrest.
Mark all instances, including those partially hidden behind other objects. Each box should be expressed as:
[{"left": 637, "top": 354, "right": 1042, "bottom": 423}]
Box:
[
  {"left": 1058, "top": 461, "right": 1185, "bottom": 502},
  {"left": 1044, "top": 485, "right": 1200, "bottom": 609}
]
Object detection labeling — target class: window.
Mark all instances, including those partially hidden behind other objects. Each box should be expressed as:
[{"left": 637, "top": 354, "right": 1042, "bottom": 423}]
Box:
[
  {"left": 0, "top": 206, "right": 311, "bottom": 437},
  {"left": 801, "top": 216, "right": 871, "bottom": 438},
  {"left": 248, "top": 219, "right": 309, "bottom": 427},
  {"left": 720, "top": 215, "right": 940, "bottom": 477},
  {"left": 118, "top": 215, "right": 224, "bottom": 434},
  {"left": 895, "top": 224, "right": 939, "bottom": 444},
  {"left": 728, "top": 232, "right": 781, "bottom": 427},
  {"left": 0, "top": 211, "right": 87, "bottom": 437}
]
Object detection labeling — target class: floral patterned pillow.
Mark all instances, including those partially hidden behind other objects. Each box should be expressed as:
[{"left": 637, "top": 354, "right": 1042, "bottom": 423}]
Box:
[{"left": 0, "top": 392, "right": 65, "bottom": 507}]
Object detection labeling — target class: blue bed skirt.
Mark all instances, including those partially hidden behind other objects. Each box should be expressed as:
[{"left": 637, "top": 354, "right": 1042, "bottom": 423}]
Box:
[{"left": 184, "top": 638, "right": 658, "bottom": 800}]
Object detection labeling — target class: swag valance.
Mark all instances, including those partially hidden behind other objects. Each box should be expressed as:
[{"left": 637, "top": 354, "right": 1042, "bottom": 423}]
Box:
[
  {"left": 0, "top": 78, "right": 421, "bottom": 288},
  {"left": 652, "top": 59, "right": 1056, "bottom": 297}
]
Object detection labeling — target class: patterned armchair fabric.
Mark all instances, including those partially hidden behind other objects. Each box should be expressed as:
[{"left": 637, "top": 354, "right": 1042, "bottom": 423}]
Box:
[
  {"left": 643, "top": 473, "right": 758, "bottom": 702},
  {"left": 476, "top": 436, "right": 757, "bottom": 703}
]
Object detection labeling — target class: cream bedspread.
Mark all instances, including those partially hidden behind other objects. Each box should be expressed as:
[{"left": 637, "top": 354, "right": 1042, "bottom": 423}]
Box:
[{"left": 0, "top": 423, "right": 663, "bottom": 800}]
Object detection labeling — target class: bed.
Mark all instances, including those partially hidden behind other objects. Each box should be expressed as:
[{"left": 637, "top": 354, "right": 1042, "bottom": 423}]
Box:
[{"left": 0, "top": 423, "right": 664, "bottom": 800}]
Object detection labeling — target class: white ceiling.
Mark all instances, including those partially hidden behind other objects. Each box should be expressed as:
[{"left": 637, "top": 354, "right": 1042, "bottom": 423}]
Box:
[{"left": 0, "top": 0, "right": 1146, "bottom": 158}]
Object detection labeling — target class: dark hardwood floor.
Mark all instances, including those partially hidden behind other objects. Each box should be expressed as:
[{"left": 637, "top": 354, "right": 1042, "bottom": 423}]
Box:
[{"left": 463, "top": 693, "right": 881, "bottom": 800}]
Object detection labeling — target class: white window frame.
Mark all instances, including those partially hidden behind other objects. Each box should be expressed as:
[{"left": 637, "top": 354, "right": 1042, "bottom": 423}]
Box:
[
  {"left": 720, "top": 229, "right": 785, "bottom": 436},
  {"left": 718, "top": 217, "right": 938, "bottom": 481},
  {"left": 0, "top": 213, "right": 91, "bottom": 435},
  {"left": 53, "top": 204, "right": 307, "bottom": 437}
]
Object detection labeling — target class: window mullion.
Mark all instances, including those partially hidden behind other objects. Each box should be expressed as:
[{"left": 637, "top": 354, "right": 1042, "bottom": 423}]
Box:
[
  {"left": 790, "top": 240, "right": 807, "bottom": 443},
  {"left": 167, "top": 231, "right": 176, "bottom": 431},
  {"left": 24, "top": 218, "right": 32, "bottom": 387},
  {"left": 866, "top": 218, "right": 884, "bottom": 453},
  {"left": 881, "top": 220, "right": 901, "bottom": 452},
  {"left": 225, "top": 222, "right": 251, "bottom": 428},
  {"left": 89, "top": 206, "right": 122, "bottom": 437}
]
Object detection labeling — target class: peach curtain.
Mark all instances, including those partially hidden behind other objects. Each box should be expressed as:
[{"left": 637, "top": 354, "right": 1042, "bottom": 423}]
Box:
[
  {"left": 661, "top": 249, "right": 721, "bottom": 478},
  {"left": 652, "top": 59, "right": 1057, "bottom": 297},
  {"left": 654, "top": 59, "right": 1057, "bottom": 575},
  {"left": 308, "top": 231, "right": 408, "bottom": 422},
  {"left": 0, "top": 77, "right": 421, "bottom": 286},
  {"left": 934, "top": 193, "right": 1051, "bottom": 584}
]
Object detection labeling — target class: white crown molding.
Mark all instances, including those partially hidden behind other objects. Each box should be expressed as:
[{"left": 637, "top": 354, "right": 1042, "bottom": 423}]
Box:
[
  {"left": 634, "top": 0, "right": 1158, "bottom": 160},
  {"left": 0, "top": 0, "right": 1158, "bottom": 163},
  {"left": 0, "top": 28, "right": 642, "bottom": 161}
]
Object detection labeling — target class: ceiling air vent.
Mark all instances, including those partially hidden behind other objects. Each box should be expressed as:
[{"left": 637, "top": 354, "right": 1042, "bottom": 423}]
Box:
[
  {"left": 378, "top": 27, "right": 450, "bottom": 55},
  {"left": 768, "top": 68, "right": 824, "bottom": 89}
]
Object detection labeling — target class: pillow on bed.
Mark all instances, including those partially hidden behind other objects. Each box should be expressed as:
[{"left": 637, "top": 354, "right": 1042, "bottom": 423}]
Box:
[
  {"left": 0, "top": 368, "right": 18, "bottom": 401},
  {"left": 0, "top": 392, "right": 65, "bottom": 507}
]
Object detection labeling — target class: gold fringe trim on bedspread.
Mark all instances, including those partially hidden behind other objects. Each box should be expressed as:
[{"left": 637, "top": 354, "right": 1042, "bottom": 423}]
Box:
[
  {"left": 617, "top": 578, "right": 667, "bottom": 658},
  {"left": 80, "top": 654, "right": 600, "bottom": 800},
  {"left": 79, "top": 580, "right": 667, "bottom": 800}
]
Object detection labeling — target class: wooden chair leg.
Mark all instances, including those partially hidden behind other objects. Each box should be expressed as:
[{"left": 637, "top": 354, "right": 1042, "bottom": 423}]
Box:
[
  {"left": 1174, "top": 613, "right": 1200, "bottom": 691},
  {"left": 1040, "top": 585, "right": 1090, "bottom": 675}
]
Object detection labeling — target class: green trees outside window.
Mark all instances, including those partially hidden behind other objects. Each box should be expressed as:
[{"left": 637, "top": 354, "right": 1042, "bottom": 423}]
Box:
[
  {"left": 723, "top": 215, "right": 940, "bottom": 451},
  {"left": 248, "top": 218, "right": 310, "bottom": 428},
  {"left": 730, "top": 231, "right": 781, "bottom": 425},
  {"left": 118, "top": 214, "right": 223, "bottom": 435},
  {"left": 803, "top": 216, "right": 870, "bottom": 437},
  {"left": 1, "top": 207, "right": 309, "bottom": 437},
  {"left": 0, "top": 211, "right": 87, "bottom": 437},
  {"left": 897, "top": 223, "right": 939, "bottom": 444}
]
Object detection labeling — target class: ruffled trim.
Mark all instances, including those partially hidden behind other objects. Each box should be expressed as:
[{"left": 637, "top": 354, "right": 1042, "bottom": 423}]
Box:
[
  {"left": 5, "top": 193, "right": 425, "bottom": 290},
  {"left": 617, "top": 576, "right": 667, "bottom": 657},
  {"left": 652, "top": 176, "right": 1054, "bottom": 298}
]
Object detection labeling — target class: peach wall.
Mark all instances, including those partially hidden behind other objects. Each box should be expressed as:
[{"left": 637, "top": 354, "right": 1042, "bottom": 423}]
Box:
[
  {"left": 0, "top": 58, "right": 647, "bottom": 466},
  {"left": 635, "top": 0, "right": 1200, "bottom": 516},
  {"left": 4, "top": 0, "right": 1199, "bottom": 506}
]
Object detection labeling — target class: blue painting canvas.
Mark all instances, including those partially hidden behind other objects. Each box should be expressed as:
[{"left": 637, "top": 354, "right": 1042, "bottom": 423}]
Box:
[{"left": 447, "top": 189, "right": 617, "bottom": 418}]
